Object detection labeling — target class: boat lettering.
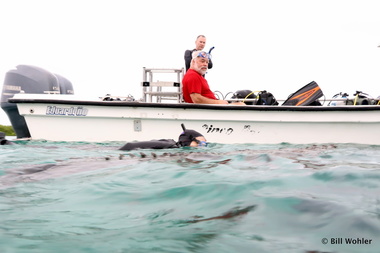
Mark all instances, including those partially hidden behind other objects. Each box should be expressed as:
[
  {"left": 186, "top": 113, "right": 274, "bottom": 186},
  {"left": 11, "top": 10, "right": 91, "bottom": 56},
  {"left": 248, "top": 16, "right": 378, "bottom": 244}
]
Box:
[
  {"left": 4, "top": 85, "right": 21, "bottom": 91},
  {"left": 201, "top": 124, "right": 260, "bottom": 135},
  {"left": 46, "top": 106, "right": 88, "bottom": 116},
  {"left": 243, "top": 125, "right": 260, "bottom": 134},
  {"left": 202, "top": 124, "right": 234, "bottom": 135}
]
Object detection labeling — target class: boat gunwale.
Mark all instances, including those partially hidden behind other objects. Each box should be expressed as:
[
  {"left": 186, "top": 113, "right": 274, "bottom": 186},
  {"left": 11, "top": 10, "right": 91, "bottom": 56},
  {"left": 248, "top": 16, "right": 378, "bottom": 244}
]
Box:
[{"left": 8, "top": 97, "right": 380, "bottom": 112}]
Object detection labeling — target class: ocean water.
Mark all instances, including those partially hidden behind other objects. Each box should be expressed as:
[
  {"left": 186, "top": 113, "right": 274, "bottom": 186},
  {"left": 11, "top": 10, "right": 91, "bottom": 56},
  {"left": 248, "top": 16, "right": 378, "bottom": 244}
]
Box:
[{"left": 0, "top": 140, "right": 379, "bottom": 253}]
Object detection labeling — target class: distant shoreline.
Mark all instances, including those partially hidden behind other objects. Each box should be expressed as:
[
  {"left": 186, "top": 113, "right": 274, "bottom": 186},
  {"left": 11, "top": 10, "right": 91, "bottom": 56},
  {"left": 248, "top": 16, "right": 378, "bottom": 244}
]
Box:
[{"left": 0, "top": 124, "right": 16, "bottom": 136}]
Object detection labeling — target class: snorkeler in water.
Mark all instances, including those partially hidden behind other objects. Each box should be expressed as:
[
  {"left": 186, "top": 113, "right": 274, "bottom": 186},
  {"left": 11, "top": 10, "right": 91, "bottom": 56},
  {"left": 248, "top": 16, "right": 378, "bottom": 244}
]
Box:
[{"left": 119, "top": 124, "right": 207, "bottom": 151}]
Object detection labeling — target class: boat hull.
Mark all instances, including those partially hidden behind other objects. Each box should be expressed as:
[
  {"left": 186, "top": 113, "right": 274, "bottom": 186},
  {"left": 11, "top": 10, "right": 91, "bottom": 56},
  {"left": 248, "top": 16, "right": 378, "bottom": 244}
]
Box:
[{"left": 9, "top": 94, "right": 380, "bottom": 144}]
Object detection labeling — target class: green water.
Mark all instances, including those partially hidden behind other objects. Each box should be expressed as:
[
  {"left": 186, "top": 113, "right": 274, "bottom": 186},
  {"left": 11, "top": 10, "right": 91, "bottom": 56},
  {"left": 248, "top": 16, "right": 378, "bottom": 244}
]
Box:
[{"left": 1, "top": 141, "right": 380, "bottom": 253}]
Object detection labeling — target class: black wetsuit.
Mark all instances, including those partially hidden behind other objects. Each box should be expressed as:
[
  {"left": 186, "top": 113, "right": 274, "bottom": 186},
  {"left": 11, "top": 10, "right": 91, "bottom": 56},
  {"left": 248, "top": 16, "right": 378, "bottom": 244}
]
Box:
[
  {"left": 119, "top": 139, "right": 179, "bottom": 151},
  {"left": 119, "top": 130, "right": 204, "bottom": 151}
]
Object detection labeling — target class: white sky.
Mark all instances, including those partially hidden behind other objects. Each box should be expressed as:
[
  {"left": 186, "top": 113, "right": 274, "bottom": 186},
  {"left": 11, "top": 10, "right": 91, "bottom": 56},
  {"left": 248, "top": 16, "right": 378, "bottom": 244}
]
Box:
[{"left": 1, "top": 0, "right": 380, "bottom": 125}]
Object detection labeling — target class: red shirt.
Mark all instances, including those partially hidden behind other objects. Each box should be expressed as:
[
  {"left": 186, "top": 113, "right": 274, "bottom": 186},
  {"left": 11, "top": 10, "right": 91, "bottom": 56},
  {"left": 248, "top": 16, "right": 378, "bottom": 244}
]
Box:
[{"left": 182, "top": 69, "right": 217, "bottom": 103}]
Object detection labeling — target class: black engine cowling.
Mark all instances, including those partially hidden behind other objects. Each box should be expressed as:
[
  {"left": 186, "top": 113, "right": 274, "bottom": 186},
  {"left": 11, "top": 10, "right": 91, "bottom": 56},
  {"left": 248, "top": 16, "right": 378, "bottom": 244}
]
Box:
[{"left": 1, "top": 65, "right": 74, "bottom": 138}]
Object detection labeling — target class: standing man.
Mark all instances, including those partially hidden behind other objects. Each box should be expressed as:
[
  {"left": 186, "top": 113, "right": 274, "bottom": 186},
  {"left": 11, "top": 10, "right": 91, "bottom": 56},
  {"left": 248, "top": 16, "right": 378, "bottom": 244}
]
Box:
[{"left": 184, "top": 35, "right": 213, "bottom": 72}]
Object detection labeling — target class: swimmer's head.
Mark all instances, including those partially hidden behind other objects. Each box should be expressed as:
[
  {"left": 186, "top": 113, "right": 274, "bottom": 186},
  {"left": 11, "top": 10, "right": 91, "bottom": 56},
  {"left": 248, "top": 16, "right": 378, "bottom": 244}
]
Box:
[{"left": 178, "top": 129, "right": 207, "bottom": 147}]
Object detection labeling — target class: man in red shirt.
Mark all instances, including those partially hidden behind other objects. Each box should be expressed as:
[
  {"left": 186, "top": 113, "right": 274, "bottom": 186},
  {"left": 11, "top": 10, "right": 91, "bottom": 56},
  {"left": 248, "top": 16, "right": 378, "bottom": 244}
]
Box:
[{"left": 182, "top": 51, "right": 245, "bottom": 105}]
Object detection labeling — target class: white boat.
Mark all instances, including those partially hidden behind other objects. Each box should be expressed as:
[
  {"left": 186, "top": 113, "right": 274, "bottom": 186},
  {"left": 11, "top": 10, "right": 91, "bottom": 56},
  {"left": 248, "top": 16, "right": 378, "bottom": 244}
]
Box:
[{"left": 2, "top": 65, "right": 380, "bottom": 144}]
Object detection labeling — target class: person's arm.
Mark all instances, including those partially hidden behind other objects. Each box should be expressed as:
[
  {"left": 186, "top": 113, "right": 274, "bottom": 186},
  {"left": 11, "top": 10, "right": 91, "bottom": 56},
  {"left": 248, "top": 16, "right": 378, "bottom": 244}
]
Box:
[
  {"left": 184, "top": 50, "right": 193, "bottom": 72},
  {"left": 190, "top": 93, "right": 228, "bottom": 104}
]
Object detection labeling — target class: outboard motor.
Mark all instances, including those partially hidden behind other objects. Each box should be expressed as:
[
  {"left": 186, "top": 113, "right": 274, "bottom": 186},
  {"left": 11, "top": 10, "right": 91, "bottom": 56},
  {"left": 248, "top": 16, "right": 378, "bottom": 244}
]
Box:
[{"left": 1, "top": 65, "right": 74, "bottom": 138}]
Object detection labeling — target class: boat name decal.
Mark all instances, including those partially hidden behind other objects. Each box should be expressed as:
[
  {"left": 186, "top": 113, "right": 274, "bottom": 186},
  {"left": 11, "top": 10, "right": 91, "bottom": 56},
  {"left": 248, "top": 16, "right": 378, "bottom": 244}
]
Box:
[
  {"left": 202, "top": 124, "right": 261, "bottom": 135},
  {"left": 4, "top": 85, "right": 21, "bottom": 91},
  {"left": 202, "top": 124, "right": 234, "bottom": 135},
  {"left": 46, "top": 106, "right": 88, "bottom": 116}
]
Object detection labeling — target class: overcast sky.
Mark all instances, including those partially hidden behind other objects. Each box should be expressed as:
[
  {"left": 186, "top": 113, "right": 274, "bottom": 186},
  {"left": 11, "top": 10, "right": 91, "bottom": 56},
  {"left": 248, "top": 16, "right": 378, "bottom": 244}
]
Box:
[{"left": 1, "top": 0, "right": 380, "bottom": 125}]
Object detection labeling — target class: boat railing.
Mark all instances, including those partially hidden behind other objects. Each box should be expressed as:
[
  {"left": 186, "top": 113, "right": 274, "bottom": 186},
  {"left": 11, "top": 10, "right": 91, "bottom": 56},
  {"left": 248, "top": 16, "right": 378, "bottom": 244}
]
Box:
[{"left": 141, "top": 67, "right": 184, "bottom": 103}]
